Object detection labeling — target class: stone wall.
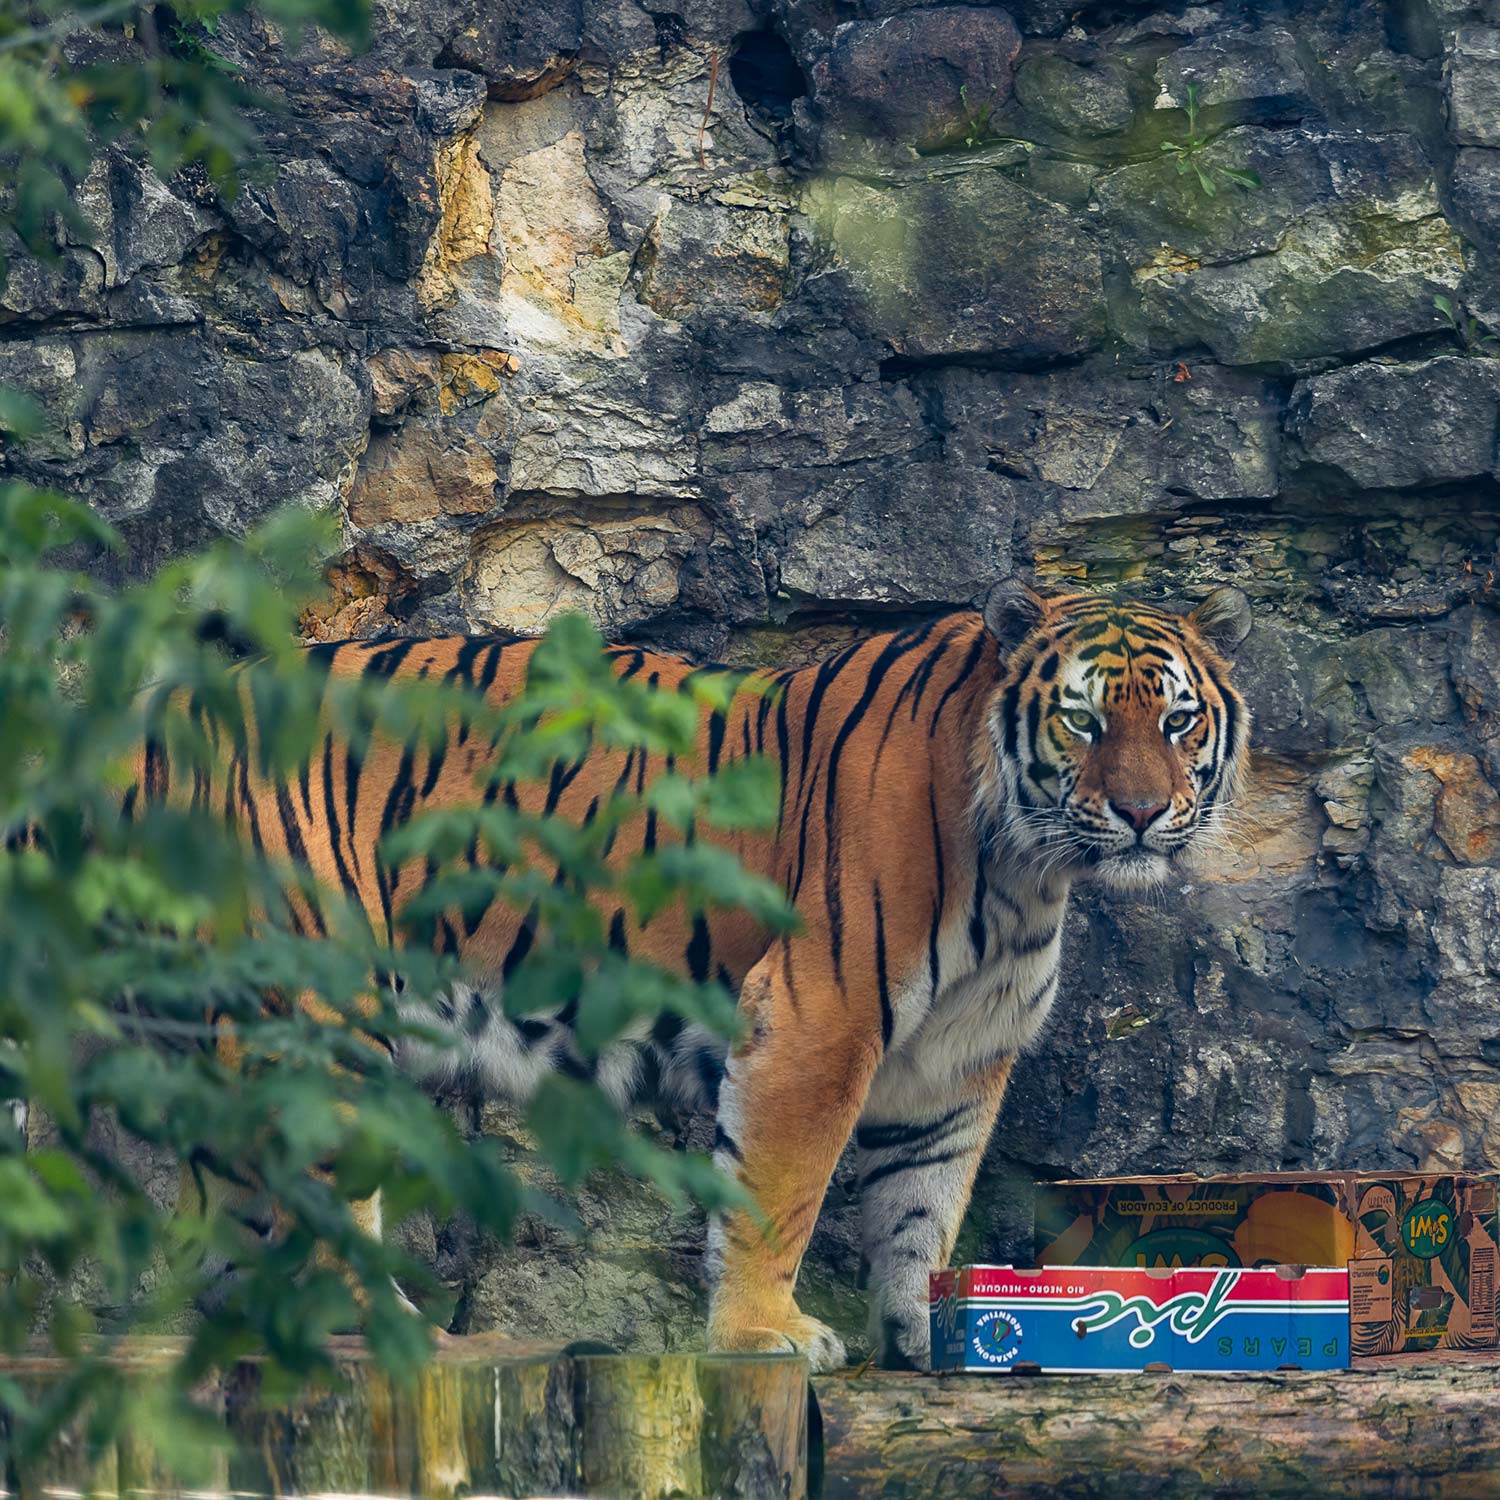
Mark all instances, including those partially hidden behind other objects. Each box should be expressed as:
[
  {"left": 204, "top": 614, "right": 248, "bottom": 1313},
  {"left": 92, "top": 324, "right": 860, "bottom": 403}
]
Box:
[{"left": 7, "top": 0, "right": 1500, "bottom": 1357}]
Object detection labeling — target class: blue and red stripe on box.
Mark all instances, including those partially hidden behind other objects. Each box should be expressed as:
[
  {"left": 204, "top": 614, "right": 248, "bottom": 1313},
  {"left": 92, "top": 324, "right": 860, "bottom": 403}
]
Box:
[{"left": 929, "top": 1265, "right": 1350, "bottom": 1373}]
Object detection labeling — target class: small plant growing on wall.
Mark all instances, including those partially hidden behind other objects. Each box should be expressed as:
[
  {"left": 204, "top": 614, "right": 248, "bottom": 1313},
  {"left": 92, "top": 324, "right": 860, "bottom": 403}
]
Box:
[
  {"left": 1161, "top": 84, "right": 1263, "bottom": 197},
  {"left": 925, "top": 84, "right": 1034, "bottom": 154},
  {"left": 956, "top": 84, "right": 997, "bottom": 149},
  {"left": 1434, "top": 295, "right": 1500, "bottom": 357}
]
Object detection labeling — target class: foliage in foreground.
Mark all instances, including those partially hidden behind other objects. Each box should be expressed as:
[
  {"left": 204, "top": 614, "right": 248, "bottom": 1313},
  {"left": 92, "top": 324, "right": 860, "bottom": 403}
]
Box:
[
  {"left": 0, "top": 492, "right": 792, "bottom": 1478},
  {"left": 0, "top": 0, "right": 791, "bottom": 1475},
  {"left": 0, "top": 0, "right": 371, "bottom": 294}
]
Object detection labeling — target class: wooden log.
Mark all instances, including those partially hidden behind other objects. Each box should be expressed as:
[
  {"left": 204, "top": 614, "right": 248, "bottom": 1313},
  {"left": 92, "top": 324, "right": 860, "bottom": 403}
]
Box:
[
  {"left": 9, "top": 1407, "right": 119, "bottom": 1500},
  {"left": 576, "top": 1352, "right": 707, "bottom": 1496},
  {"left": 6, "top": 1336, "right": 808, "bottom": 1500},
  {"left": 487, "top": 1349, "right": 584, "bottom": 1494},
  {"left": 814, "top": 1357, "right": 1500, "bottom": 1500},
  {"left": 13, "top": 1338, "right": 1500, "bottom": 1498},
  {"left": 698, "top": 1353, "right": 808, "bottom": 1500},
  {"left": 3, "top": 1342, "right": 224, "bottom": 1500}
]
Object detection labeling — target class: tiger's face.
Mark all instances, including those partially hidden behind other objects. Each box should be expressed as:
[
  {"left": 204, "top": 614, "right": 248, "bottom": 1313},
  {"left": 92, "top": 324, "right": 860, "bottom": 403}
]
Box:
[{"left": 986, "top": 585, "right": 1252, "bottom": 892}]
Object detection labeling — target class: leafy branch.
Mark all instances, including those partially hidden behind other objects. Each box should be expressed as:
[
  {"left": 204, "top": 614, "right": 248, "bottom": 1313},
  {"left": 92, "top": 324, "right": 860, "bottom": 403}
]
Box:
[{"left": 0, "top": 495, "right": 791, "bottom": 1476}]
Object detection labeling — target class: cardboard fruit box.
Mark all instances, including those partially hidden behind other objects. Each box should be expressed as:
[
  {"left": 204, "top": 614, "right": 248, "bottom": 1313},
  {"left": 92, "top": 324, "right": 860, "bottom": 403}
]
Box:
[
  {"left": 1349, "top": 1174, "right": 1498, "bottom": 1355},
  {"left": 1034, "top": 1170, "right": 1500, "bottom": 1355},
  {"left": 929, "top": 1264, "right": 1350, "bottom": 1374},
  {"left": 1034, "top": 1171, "right": 1356, "bottom": 1271}
]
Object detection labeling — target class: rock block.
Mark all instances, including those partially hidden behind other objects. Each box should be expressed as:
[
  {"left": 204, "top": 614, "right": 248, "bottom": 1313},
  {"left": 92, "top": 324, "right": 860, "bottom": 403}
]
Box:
[
  {"left": 1447, "top": 26, "right": 1500, "bottom": 146},
  {"left": 1286, "top": 356, "right": 1500, "bottom": 489},
  {"left": 805, "top": 7, "right": 1022, "bottom": 162},
  {"left": 809, "top": 170, "right": 1105, "bottom": 363},
  {"left": 1100, "top": 129, "right": 1462, "bottom": 364},
  {"left": 773, "top": 462, "right": 1015, "bottom": 607},
  {"left": 1155, "top": 25, "right": 1316, "bottom": 123}
]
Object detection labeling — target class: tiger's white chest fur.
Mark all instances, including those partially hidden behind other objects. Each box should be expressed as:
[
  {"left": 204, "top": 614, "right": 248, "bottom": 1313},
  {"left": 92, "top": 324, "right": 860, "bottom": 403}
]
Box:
[{"left": 882, "top": 847, "right": 1070, "bottom": 1089}]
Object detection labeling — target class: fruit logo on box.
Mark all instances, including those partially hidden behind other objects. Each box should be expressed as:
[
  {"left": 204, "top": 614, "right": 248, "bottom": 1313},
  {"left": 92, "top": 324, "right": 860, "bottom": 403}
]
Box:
[
  {"left": 971, "top": 1308, "right": 1025, "bottom": 1366},
  {"left": 1352, "top": 1175, "right": 1498, "bottom": 1354},
  {"left": 1401, "top": 1199, "right": 1453, "bottom": 1259}
]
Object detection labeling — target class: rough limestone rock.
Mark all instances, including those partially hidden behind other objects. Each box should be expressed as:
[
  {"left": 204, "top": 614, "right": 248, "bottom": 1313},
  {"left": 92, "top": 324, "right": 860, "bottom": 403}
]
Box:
[
  {"left": 807, "top": 170, "right": 1106, "bottom": 363},
  {"left": 75, "top": 149, "right": 216, "bottom": 291},
  {"left": 1012, "top": 52, "right": 1136, "bottom": 138},
  {"left": 803, "top": 7, "right": 1023, "bottom": 162},
  {"left": 1450, "top": 146, "right": 1500, "bottom": 244},
  {"left": 773, "top": 462, "right": 1015, "bottom": 606},
  {"left": 1286, "top": 356, "right": 1500, "bottom": 489},
  {"left": 635, "top": 197, "right": 791, "bottom": 319},
  {"left": 1154, "top": 25, "right": 1316, "bottom": 123},
  {"left": 927, "top": 363, "right": 1282, "bottom": 515},
  {"left": 7, "top": 0, "right": 1500, "bottom": 1362},
  {"left": 1098, "top": 129, "right": 1463, "bottom": 365},
  {"left": 1447, "top": 26, "right": 1500, "bottom": 146}
]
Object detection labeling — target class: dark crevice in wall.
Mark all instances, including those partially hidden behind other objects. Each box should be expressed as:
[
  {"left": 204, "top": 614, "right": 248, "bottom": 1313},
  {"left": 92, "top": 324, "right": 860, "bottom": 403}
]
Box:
[
  {"left": 877, "top": 347, "right": 1102, "bottom": 382},
  {"left": 1383, "top": 0, "right": 1446, "bottom": 60},
  {"left": 727, "top": 28, "right": 808, "bottom": 124},
  {"left": 647, "top": 11, "right": 688, "bottom": 62}
]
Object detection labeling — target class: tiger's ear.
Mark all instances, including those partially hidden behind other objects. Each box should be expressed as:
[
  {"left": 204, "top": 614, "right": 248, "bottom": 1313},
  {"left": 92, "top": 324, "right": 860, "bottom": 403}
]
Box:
[
  {"left": 1188, "top": 587, "right": 1253, "bottom": 655},
  {"left": 981, "top": 578, "right": 1045, "bottom": 653}
]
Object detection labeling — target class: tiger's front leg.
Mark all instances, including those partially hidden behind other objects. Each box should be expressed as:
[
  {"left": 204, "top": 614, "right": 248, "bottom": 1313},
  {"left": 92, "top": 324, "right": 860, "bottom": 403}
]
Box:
[
  {"left": 706, "top": 945, "right": 883, "bottom": 1373},
  {"left": 856, "top": 1051, "right": 1016, "bottom": 1370}
]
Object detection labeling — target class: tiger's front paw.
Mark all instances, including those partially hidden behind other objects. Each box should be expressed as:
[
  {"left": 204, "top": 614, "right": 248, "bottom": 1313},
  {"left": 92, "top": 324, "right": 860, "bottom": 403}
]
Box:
[
  {"left": 711, "top": 1308, "right": 848, "bottom": 1373},
  {"left": 872, "top": 1297, "right": 931, "bottom": 1371},
  {"left": 788, "top": 1311, "right": 848, "bottom": 1373}
]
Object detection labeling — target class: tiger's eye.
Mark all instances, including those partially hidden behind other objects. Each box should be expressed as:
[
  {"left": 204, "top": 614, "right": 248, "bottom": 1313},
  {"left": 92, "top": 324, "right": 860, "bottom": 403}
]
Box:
[
  {"left": 1164, "top": 709, "right": 1197, "bottom": 734},
  {"left": 1063, "top": 709, "right": 1097, "bottom": 736}
]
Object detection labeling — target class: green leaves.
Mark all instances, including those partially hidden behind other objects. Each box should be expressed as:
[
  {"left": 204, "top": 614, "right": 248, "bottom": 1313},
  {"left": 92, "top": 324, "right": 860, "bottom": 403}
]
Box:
[
  {"left": 0, "top": 1156, "right": 80, "bottom": 1242},
  {"left": 626, "top": 844, "right": 796, "bottom": 930},
  {"left": 0, "top": 497, "right": 788, "bottom": 1475},
  {"left": 0, "top": 484, "right": 119, "bottom": 565},
  {"left": 1216, "top": 166, "right": 1264, "bottom": 191},
  {"left": 956, "top": 82, "right": 995, "bottom": 150},
  {"left": 0, "top": 0, "right": 377, "bottom": 287},
  {"left": 1159, "top": 82, "right": 1263, "bottom": 199},
  {"left": 1434, "top": 293, "right": 1500, "bottom": 356},
  {"left": 1183, "top": 82, "right": 1202, "bottom": 142},
  {"left": 525, "top": 1076, "right": 747, "bottom": 1217}
]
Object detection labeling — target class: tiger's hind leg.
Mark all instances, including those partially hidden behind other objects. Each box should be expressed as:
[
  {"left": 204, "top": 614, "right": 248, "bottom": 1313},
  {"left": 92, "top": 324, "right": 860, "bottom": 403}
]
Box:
[
  {"left": 706, "top": 949, "right": 882, "bottom": 1373},
  {"left": 178, "top": 1158, "right": 274, "bottom": 1316},
  {"left": 856, "top": 1051, "right": 1015, "bottom": 1370},
  {"left": 183, "top": 1163, "right": 421, "bottom": 1328}
]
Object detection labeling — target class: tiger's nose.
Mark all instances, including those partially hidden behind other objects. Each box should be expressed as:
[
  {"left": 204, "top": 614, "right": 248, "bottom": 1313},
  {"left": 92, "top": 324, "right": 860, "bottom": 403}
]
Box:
[{"left": 1111, "top": 799, "right": 1168, "bottom": 833}]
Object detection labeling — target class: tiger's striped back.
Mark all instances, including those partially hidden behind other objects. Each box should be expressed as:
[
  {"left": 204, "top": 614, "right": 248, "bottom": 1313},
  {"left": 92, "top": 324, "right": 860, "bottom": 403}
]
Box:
[{"left": 125, "top": 619, "right": 1004, "bottom": 1113}]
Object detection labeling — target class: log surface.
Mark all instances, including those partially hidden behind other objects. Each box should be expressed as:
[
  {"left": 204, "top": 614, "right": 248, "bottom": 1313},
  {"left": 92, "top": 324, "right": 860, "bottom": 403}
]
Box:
[
  {"left": 816, "top": 1358, "right": 1500, "bottom": 1500},
  {"left": 10, "top": 1340, "right": 1500, "bottom": 1498}
]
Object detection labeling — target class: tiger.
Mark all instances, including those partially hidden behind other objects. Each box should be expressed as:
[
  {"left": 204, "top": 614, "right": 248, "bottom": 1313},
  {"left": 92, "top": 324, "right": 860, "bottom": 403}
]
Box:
[{"left": 124, "top": 580, "right": 1255, "bottom": 1371}]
